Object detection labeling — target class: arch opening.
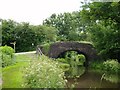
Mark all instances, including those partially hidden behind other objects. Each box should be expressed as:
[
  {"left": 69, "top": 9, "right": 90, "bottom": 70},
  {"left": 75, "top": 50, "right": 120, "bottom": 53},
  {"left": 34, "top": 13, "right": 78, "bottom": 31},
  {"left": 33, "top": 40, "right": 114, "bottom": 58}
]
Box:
[
  {"left": 57, "top": 50, "right": 88, "bottom": 67},
  {"left": 56, "top": 50, "right": 87, "bottom": 78}
]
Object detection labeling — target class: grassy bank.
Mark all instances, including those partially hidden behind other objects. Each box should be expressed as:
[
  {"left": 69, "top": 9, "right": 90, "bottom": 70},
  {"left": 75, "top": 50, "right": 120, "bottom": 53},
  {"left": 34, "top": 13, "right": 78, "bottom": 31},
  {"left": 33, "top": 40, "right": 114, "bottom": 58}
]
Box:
[
  {"left": 2, "top": 53, "right": 37, "bottom": 88},
  {"left": 2, "top": 62, "right": 28, "bottom": 88}
]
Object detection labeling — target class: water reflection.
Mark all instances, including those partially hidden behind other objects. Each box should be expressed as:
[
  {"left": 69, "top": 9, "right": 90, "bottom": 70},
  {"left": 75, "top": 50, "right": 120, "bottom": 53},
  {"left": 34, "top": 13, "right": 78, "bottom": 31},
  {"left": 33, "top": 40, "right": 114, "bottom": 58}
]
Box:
[
  {"left": 65, "top": 66, "right": 85, "bottom": 78},
  {"left": 57, "top": 50, "right": 119, "bottom": 88},
  {"left": 66, "top": 66, "right": 120, "bottom": 88},
  {"left": 103, "top": 72, "right": 120, "bottom": 84}
]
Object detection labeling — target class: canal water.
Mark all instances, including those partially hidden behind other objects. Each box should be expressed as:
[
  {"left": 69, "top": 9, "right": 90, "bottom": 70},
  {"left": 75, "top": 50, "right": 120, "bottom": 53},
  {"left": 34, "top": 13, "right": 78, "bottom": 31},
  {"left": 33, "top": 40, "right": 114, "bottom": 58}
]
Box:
[{"left": 66, "top": 67, "right": 120, "bottom": 88}]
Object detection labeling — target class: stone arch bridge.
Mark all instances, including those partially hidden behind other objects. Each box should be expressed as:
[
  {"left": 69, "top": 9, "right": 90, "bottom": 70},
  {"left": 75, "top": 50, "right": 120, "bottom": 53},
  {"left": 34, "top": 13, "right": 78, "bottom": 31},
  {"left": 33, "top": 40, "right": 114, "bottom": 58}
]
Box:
[{"left": 36, "top": 41, "right": 98, "bottom": 66}]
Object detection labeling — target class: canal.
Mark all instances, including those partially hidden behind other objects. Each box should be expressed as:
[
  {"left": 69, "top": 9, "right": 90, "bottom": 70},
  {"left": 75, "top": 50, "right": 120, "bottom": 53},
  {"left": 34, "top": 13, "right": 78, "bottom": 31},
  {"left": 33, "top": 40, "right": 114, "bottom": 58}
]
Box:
[{"left": 66, "top": 67, "right": 120, "bottom": 88}]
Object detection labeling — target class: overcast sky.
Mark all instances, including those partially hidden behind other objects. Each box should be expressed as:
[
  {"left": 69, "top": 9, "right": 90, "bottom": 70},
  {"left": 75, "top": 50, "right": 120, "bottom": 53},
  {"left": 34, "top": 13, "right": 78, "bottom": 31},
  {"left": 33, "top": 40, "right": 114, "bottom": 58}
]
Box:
[{"left": 0, "top": 0, "right": 84, "bottom": 25}]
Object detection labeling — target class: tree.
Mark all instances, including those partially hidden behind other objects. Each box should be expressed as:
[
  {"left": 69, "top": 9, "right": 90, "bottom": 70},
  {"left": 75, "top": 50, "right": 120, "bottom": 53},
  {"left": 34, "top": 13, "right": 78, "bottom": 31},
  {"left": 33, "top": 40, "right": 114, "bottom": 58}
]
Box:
[
  {"left": 81, "top": 2, "right": 120, "bottom": 61},
  {"left": 43, "top": 12, "right": 88, "bottom": 41},
  {"left": 2, "top": 19, "right": 17, "bottom": 47},
  {"left": 2, "top": 19, "right": 58, "bottom": 52},
  {"left": 15, "top": 22, "right": 36, "bottom": 52},
  {"left": 32, "top": 25, "right": 58, "bottom": 44}
]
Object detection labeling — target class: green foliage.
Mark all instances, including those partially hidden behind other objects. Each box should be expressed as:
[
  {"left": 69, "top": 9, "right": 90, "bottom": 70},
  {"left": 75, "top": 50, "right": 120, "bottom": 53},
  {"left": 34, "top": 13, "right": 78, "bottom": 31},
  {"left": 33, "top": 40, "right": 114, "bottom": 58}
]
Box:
[
  {"left": 2, "top": 19, "right": 16, "bottom": 46},
  {"left": 90, "top": 59, "right": 120, "bottom": 73},
  {"left": 43, "top": 12, "right": 88, "bottom": 41},
  {"left": 103, "top": 59, "right": 120, "bottom": 73},
  {"left": 0, "top": 46, "right": 15, "bottom": 67},
  {"left": 41, "top": 43, "right": 51, "bottom": 55},
  {"left": 81, "top": 2, "right": 120, "bottom": 61},
  {"left": 88, "top": 20, "right": 119, "bottom": 60},
  {"left": 90, "top": 60, "right": 104, "bottom": 70},
  {"left": 0, "top": 45, "right": 14, "bottom": 55},
  {"left": 15, "top": 23, "right": 57, "bottom": 52},
  {"left": 57, "top": 58, "right": 68, "bottom": 63},
  {"left": 59, "top": 63, "right": 70, "bottom": 72},
  {"left": 56, "top": 58, "right": 71, "bottom": 71},
  {"left": 64, "top": 51, "right": 85, "bottom": 66},
  {"left": 57, "top": 51, "right": 86, "bottom": 78},
  {"left": 15, "top": 23, "right": 36, "bottom": 52},
  {"left": 77, "top": 54, "right": 86, "bottom": 65},
  {"left": 2, "top": 19, "right": 58, "bottom": 52},
  {"left": 23, "top": 55, "right": 67, "bottom": 88}
]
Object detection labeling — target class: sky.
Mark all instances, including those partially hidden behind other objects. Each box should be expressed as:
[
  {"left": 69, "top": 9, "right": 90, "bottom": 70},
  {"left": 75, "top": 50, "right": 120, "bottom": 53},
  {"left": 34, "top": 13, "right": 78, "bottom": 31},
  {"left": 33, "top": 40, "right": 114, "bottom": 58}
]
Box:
[{"left": 0, "top": 0, "right": 84, "bottom": 25}]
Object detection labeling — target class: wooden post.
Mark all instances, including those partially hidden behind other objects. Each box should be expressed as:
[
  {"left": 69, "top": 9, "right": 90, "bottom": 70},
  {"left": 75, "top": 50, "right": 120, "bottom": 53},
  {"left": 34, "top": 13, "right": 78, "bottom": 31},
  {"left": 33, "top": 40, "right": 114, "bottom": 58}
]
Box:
[{"left": 10, "top": 41, "right": 16, "bottom": 52}]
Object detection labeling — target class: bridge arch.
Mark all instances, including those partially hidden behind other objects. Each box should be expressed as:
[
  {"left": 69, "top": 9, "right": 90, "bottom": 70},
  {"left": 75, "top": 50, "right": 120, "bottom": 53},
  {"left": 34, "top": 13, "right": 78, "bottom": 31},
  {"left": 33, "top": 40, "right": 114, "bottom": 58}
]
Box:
[
  {"left": 47, "top": 42, "right": 98, "bottom": 66},
  {"left": 37, "top": 41, "right": 98, "bottom": 66}
]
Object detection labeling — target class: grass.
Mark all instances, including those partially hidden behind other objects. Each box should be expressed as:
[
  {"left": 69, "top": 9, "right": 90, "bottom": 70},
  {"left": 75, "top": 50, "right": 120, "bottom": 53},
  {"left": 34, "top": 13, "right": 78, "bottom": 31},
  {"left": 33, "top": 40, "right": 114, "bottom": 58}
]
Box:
[
  {"left": 2, "top": 62, "right": 28, "bottom": 88},
  {"left": 2, "top": 53, "right": 37, "bottom": 88},
  {"left": 15, "top": 53, "right": 36, "bottom": 62},
  {"left": 0, "top": 55, "right": 1, "bottom": 89}
]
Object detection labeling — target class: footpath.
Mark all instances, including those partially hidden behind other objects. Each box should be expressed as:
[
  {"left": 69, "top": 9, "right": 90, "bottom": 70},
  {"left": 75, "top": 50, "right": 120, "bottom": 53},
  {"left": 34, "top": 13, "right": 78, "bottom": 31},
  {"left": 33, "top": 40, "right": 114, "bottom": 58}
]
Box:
[{"left": 15, "top": 51, "right": 36, "bottom": 55}]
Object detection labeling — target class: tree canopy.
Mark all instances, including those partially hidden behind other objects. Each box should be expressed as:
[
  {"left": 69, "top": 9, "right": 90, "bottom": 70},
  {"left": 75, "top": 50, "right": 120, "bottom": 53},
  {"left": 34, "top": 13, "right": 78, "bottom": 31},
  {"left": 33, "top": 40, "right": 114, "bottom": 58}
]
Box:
[
  {"left": 81, "top": 2, "right": 120, "bottom": 61},
  {"left": 2, "top": 19, "right": 57, "bottom": 52}
]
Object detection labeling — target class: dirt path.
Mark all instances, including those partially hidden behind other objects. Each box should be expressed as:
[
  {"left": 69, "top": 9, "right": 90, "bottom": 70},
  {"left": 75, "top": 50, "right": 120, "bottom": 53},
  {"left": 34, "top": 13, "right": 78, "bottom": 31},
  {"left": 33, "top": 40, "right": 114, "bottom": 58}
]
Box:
[{"left": 15, "top": 51, "right": 36, "bottom": 55}]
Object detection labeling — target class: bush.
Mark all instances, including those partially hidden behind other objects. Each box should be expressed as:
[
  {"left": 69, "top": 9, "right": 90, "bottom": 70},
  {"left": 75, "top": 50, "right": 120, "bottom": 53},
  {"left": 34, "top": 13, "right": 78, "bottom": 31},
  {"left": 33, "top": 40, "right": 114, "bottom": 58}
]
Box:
[
  {"left": 57, "top": 58, "right": 68, "bottom": 63},
  {"left": 23, "top": 55, "right": 67, "bottom": 88},
  {"left": 77, "top": 54, "right": 85, "bottom": 65},
  {"left": 90, "top": 60, "right": 104, "bottom": 70},
  {"left": 64, "top": 51, "right": 86, "bottom": 66},
  {"left": 59, "top": 63, "right": 70, "bottom": 72},
  {"left": 41, "top": 43, "right": 51, "bottom": 55},
  {"left": 90, "top": 59, "right": 120, "bottom": 73},
  {"left": 103, "top": 59, "right": 120, "bottom": 73},
  {"left": 56, "top": 58, "right": 70, "bottom": 71},
  {"left": 0, "top": 45, "right": 15, "bottom": 67}
]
